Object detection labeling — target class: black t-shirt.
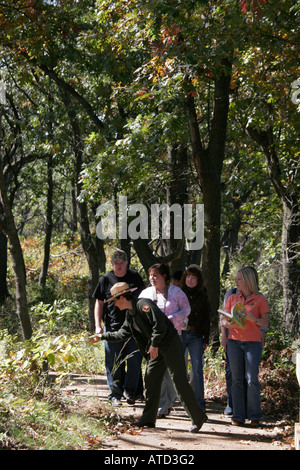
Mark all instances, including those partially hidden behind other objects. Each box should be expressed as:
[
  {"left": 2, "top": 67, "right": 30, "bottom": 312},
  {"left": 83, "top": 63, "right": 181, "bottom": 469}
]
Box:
[{"left": 93, "top": 269, "right": 145, "bottom": 330}]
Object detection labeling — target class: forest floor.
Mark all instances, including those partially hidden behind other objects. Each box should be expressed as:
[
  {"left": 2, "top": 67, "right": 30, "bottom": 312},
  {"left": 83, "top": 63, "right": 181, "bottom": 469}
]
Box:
[{"left": 62, "top": 373, "right": 295, "bottom": 452}]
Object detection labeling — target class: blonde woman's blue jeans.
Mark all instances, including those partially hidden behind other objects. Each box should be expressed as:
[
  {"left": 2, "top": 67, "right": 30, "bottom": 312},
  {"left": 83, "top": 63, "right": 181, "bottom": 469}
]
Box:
[{"left": 227, "top": 339, "right": 262, "bottom": 423}]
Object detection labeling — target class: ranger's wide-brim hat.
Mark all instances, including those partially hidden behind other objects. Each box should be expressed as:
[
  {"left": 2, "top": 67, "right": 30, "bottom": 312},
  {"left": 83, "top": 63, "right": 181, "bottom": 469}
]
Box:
[{"left": 105, "top": 282, "right": 137, "bottom": 302}]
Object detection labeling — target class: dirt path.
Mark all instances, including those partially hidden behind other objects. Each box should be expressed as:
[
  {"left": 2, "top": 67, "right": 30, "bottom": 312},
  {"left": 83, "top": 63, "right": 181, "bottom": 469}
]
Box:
[{"left": 62, "top": 374, "right": 293, "bottom": 452}]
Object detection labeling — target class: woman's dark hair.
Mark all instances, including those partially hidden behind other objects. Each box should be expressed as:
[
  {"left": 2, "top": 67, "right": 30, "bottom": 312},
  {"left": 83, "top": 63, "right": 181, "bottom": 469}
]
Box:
[
  {"left": 148, "top": 263, "right": 171, "bottom": 283},
  {"left": 181, "top": 266, "right": 204, "bottom": 291}
]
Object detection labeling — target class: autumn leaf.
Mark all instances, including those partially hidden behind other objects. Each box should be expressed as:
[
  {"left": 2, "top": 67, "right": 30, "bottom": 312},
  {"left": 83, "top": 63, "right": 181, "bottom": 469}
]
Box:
[
  {"left": 239, "top": 0, "right": 267, "bottom": 17},
  {"left": 239, "top": 0, "right": 249, "bottom": 15}
]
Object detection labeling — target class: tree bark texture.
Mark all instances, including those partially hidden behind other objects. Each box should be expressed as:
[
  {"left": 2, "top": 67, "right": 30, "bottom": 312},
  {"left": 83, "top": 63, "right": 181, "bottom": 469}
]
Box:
[
  {"left": 0, "top": 161, "right": 32, "bottom": 339},
  {"left": 246, "top": 125, "right": 299, "bottom": 335},
  {"left": 0, "top": 229, "right": 9, "bottom": 304},
  {"left": 185, "top": 59, "right": 232, "bottom": 344},
  {"left": 39, "top": 153, "right": 53, "bottom": 287},
  {"left": 64, "top": 97, "right": 104, "bottom": 331}
]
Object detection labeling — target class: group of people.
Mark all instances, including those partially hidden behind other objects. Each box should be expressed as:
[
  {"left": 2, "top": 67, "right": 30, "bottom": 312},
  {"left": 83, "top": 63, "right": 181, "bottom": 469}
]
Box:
[{"left": 92, "top": 249, "right": 269, "bottom": 432}]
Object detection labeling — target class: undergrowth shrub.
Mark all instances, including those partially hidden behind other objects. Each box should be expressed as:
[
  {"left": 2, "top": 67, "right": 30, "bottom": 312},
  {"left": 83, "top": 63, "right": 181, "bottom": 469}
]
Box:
[{"left": 0, "top": 299, "right": 106, "bottom": 399}]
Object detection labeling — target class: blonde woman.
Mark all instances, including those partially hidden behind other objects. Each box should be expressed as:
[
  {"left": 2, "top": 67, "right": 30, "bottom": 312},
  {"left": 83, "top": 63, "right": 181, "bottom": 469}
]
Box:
[{"left": 221, "top": 267, "right": 269, "bottom": 427}]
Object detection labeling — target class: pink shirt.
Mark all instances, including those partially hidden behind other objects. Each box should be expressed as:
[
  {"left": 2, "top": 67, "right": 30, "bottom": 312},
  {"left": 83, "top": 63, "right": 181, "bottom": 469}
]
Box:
[
  {"left": 224, "top": 292, "right": 269, "bottom": 342},
  {"left": 139, "top": 284, "right": 190, "bottom": 334}
]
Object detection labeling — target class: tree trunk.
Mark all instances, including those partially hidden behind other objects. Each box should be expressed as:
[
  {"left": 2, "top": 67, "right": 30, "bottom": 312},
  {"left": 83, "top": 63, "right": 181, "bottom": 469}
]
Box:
[
  {"left": 0, "top": 102, "right": 31, "bottom": 338},
  {"left": 133, "top": 237, "right": 184, "bottom": 275},
  {"left": 77, "top": 198, "right": 101, "bottom": 331},
  {"left": 0, "top": 162, "right": 32, "bottom": 339},
  {"left": 39, "top": 153, "right": 53, "bottom": 287},
  {"left": 281, "top": 199, "right": 299, "bottom": 334},
  {"left": 167, "top": 143, "right": 190, "bottom": 272},
  {"left": 201, "top": 168, "right": 222, "bottom": 345},
  {"left": 246, "top": 125, "right": 300, "bottom": 335},
  {"left": 221, "top": 212, "right": 242, "bottom": 278},
  {"left": 0, "top": 229, "right": 9, "bottom": 304},
  {"left": 70, "top": 178, "right": 78, "bottom": 233},
  {"left": 185, "top": 60, "right": 232, "bottom": 345},
  {"left": 63, "top": 96, "right": 104, "bottom": 331},
  {"left": 221, "top": 186, "right": 253, "bottom": 278}
]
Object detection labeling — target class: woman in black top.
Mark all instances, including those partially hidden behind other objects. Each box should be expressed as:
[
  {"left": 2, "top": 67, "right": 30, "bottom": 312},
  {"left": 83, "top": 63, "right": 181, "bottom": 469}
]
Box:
[{"left": 181, "top": 265, "right": 211, "bottom": 410}]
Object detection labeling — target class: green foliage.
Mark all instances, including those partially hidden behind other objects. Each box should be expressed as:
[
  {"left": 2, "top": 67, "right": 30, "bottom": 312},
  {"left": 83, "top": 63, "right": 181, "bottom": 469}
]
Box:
[
  {"left": 0, "top": 306, "right": 107, "bottom": 449},
  {"left": 31, "top": 299, "right": 85, "bottom": 334},
  {"left": 0, "top": 327, "right": 105, "bottom": 390},
  {"left": 203, "top": 346, "right": 225, "bottom": 387},
  {"left": 0, "top": 371, "right": 113, "bottom": 450},
  {"left": 1, "top": 236, "right": 105, "bottom": 389},
  {"left": 0, "top": 0, "right": 299, "bottom": 448}
]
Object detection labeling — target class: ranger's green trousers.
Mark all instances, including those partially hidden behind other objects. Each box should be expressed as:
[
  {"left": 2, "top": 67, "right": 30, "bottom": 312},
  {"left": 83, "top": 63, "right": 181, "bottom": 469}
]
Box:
[{"left": 141, "top": 334, "right": 207, "bottom": 426}]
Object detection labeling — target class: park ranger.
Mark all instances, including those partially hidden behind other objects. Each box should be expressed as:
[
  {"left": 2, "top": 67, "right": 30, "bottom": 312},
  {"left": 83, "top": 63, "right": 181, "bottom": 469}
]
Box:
[{"left": 92, "top": 282, "right": 207, "bottom": 433}]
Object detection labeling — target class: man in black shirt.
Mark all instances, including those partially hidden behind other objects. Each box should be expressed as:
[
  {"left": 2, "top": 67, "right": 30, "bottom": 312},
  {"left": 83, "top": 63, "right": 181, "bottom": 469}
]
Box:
[{"left": 93, "top": 250, "right": 145, "bottom": 406}]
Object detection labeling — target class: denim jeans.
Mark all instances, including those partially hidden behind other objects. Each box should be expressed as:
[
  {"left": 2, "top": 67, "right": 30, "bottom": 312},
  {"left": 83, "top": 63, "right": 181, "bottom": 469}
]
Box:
[
  {"left": 181, "top": 329, "right": 206, "bottom": 409},
  {"left": 227, "top": 339, "right": 262, "bottom": 422},
  {"left": 224, "top": 348, "right": 233, "bottom": 412},
  {"left": 158, "top": 370, "right": 178, "bottom": 415},
  {"left": 104, "top": 328, "right": 142, "bottom": 399}
]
